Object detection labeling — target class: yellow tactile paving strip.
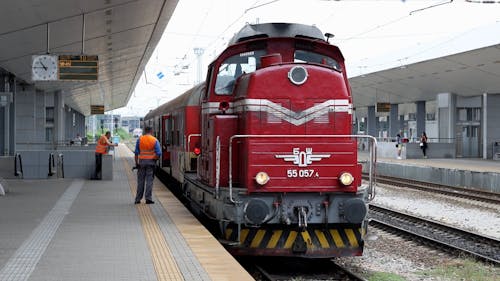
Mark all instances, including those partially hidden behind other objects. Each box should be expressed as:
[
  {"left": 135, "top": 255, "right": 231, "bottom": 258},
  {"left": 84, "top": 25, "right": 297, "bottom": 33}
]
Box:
[
  {"left": 118, "top": 145, "right": 254, "bottom": 281},
  {"left": 121, "top": 148, "right": 184, "bottom": 281},
  {"left": 153, "top": 189, "right": 254, "bottom": 281}
]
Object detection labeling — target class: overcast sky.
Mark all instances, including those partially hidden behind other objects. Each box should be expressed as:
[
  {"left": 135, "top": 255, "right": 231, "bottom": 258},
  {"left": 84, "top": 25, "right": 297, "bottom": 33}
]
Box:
[{"left": 113, "top": 0, "right": 500, "bottom": 116}]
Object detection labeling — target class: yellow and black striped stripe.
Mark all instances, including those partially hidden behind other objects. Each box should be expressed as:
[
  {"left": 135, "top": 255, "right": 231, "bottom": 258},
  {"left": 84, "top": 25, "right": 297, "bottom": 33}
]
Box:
[{"left": 224, "top": 225, "right": 365, "bottom": 256}]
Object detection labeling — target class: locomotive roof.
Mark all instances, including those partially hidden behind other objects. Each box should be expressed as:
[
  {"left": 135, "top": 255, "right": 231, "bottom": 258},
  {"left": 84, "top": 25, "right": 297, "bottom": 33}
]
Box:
[
  {"left": 228, "top": 23, "right": 326, "bottom": 45},
  {"left": 144, "top": 83, "right": 205, "bottom": 120}
]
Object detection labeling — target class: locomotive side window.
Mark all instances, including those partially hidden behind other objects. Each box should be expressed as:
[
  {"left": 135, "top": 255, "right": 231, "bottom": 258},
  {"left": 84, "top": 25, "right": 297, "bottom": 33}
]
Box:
[
  {"left": 294, "top": 50, "right": 342, "bottom": 72},
  {"left": 215, "top": 50, "right": 266, "bottom": 95}
]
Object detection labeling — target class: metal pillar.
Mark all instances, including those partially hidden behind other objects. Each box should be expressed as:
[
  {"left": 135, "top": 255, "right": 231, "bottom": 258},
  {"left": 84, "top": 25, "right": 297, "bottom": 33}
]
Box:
[
  {"left": 389, "top": 104, "right": 399, "bottom": 138},
  {"left": 416, "top": 101, "right": 426, "bottom": 138},
  {"left": 1, "top": 74, "right": 15, "bottom": 156},
  {"left": 53, "top": 90, "right": 65, "bottom": 147},
  {"left": 482, "top": 93, "right": 487, "bottom": 159},
  {"left": 367, "top": 105, "right": 376, "bottom": 137}
]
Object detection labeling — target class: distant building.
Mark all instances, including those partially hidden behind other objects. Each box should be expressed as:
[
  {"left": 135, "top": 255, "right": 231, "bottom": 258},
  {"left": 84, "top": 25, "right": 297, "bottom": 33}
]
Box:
[{"left": 121, "top": 116, "right": 141, "bottom": 133}]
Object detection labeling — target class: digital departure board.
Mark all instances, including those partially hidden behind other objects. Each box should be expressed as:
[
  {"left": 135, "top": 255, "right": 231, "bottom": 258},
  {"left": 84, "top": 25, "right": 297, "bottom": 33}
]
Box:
[
  {"left": 90, "top": 105, "right": 105, "bottom": 115},
  {"left": 58, "top": 55, "right": 98, "bottom": 81},
  {"left": 376, "top": 102, "right": 391, "bottom": 112}
]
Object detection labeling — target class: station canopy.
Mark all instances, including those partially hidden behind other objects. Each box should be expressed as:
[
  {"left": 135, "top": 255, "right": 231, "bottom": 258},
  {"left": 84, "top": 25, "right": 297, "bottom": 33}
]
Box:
[
  {"left": 349, "top": 23, "right": 500, "bottom": 108},
  {"left": 0, "top": 0, "right": 178, "bottom": 116}
]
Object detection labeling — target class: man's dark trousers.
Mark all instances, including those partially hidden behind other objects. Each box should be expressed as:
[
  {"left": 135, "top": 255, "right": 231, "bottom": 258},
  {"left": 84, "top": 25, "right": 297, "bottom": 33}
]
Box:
[{"left": 135, "top": 163, "right": 155, "bottom": 202}]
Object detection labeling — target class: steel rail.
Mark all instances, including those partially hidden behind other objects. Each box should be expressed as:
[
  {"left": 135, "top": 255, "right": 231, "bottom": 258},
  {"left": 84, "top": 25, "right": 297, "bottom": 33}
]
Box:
[
  {"left": 365, "top": 174, "right": 500, "bottom": 205},
  {"left": 369, "top": 204, "right": 500, "bottom": 264}
]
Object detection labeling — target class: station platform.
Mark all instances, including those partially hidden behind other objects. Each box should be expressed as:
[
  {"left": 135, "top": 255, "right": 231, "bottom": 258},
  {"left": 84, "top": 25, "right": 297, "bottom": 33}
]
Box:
[
  {"left": 0, "top": 145, "right": 253, "bottom": 281},
  {"left": 360, "top": 152, "right": 500, "bottom": 193}
]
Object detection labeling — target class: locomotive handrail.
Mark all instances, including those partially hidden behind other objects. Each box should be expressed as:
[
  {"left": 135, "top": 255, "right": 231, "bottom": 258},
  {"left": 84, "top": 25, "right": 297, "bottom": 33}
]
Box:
[
  {"left": 228, "top": 134, "right": 378, "bottom": 204},
  {"left": 186, "top": 134, "right": 201, "bottom": 152},
  {"left": 215, "top": 136, "right": 221, "bottom": 199}
]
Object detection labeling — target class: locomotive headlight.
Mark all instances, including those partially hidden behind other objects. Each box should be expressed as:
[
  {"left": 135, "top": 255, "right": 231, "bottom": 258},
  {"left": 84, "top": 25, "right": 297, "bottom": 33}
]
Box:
[
  {"left": 288, "top": 66, "right": 308, "bottom": 85},
  {"left": 339, "top": 172, "right": 354, "bottom": 186},
  {"left": 255, "top": 172, "right": 270, "bottom": 185}
]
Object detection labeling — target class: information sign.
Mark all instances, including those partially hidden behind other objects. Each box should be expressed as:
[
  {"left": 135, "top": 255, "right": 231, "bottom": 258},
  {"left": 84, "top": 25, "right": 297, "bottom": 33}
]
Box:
[
  {"left": 376, "top": 102, "right": 391, "bottom": 113},
  {"left": 90, "top": 105, "right": 105, "bottom": 115},
  {"left": 58, "top": 55, "right": 98, "bottom": 81}
]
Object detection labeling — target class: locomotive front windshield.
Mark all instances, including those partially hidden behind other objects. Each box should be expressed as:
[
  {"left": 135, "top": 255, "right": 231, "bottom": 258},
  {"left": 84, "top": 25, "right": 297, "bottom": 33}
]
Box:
[
  {"left": 215, "top": 50, "right": 266, "bottom": 95},
  {"left": 294, "top": 50, "right": 342, "bottom": 72}
]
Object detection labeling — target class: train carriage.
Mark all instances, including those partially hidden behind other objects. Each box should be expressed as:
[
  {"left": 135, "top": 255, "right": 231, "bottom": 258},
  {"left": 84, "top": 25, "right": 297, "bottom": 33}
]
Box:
[{"left": 144, "top": 23, "right": 376, "bottom": 258}]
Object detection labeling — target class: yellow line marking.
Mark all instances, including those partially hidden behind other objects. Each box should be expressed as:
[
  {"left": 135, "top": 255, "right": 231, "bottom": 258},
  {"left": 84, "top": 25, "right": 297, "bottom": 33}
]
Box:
[
  {"left": 119, "top": 146, "right": 184, "bottom": 281},
  {"left": 267, "top": 230, "right": 283, "bottom": 248},
  {"left": 345, "top": 229, "right": 359, "bottom": 247},
  {"left": 315, "top": 230, "right": 330, "bottom": 248},
  {"left": 250, "top": 230, "right": 266, "bottom": 248},
  {"left": 284, "top": 231, "right": 297, "bottom": 249},
  {"left": 329, "top": 229, "right": 345, "bottom": 248}
]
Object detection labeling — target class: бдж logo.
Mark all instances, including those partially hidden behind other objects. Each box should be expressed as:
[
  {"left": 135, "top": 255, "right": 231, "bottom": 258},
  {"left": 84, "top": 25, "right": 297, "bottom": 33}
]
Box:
[{"left": 275, "top": 148, "right": 330, "bottom": 167}]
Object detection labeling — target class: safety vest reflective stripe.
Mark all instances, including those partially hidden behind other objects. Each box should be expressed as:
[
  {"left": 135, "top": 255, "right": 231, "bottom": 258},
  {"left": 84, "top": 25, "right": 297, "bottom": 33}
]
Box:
[
  {"left": 95, "top": 135, "right": 108, "bottom": 154},
  {"left": 139, "top": 135, "right": 158, "bottom": 160}
]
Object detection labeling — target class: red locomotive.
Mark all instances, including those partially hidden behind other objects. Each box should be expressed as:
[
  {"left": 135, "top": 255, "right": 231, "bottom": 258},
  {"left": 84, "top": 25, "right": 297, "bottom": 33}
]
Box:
[{"left": 144, "top": 23, "right": 376, "bottom": 258}]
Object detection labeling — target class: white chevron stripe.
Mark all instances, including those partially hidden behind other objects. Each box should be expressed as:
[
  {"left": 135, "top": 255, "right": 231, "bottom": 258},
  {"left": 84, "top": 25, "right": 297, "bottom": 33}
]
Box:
[{"left": 201, "top": 99, "right": 352, "bottom": 125}]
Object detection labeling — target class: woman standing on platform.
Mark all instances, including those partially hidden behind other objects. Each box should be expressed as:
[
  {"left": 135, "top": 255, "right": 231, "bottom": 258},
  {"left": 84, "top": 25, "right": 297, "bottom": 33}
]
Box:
[
  {"left": 396, "top": 133, "right": 402, "bottom": 159},
  {"left": 420, "top": 132, "right": 428, "bottom": 158}
]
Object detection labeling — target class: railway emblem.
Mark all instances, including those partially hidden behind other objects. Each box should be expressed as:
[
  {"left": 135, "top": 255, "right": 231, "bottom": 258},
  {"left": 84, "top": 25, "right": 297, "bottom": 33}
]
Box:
[{"left": 275, "top": 148, "right": 330, "bottom": 167}]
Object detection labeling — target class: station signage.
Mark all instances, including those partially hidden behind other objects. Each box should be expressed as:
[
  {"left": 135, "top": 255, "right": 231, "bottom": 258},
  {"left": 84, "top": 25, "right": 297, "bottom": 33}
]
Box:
[
  {"left": 58, "top": 55, "right": 98, "bottom": 81},
  {"left": 376, "top": 102, "right": 391, "bottom": 112},
  {"left": 90, "top": 105, "right": 105, "bottom": 115}
]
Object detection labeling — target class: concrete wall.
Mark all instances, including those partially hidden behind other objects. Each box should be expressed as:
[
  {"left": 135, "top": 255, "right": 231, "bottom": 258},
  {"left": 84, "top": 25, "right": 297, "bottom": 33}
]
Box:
[
  {"left": 15, "top": 87, "right": 86, "bottom": 150},
  {"left": 0, "top": 156, "right": 15, "bottom": 179},
  {"left": 15, "top": 88, "right": 46, "bottom": 145},
  {"left": 376, "top": 142, "right": 455, "bottom": 159},
  {"left": 405, "top": 143, "right": 455, "bottom": 159},
  {"left": 365, "top": 161, "right": 500, "bottom": 193}
]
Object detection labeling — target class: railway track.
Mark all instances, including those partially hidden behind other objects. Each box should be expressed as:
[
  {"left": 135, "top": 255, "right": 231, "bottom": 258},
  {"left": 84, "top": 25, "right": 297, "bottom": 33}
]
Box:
[
  {"left": 369, "top": 204, "right": 500, "bottom": 264},
  {"left": 244, "top": 257, "right": 366, "bottom": 281},
  {"left": 363, "top": 174, "right": 500, "bottom": 205}
]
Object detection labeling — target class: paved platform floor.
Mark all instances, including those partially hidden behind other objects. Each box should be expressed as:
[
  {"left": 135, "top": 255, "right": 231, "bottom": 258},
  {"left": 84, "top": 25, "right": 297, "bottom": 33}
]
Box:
[
  {"left": 0, "top": 145, "right": 253, "bottom": 281},
  {"left": 360, "top": 151, "right": 500, "bottom": 174}
]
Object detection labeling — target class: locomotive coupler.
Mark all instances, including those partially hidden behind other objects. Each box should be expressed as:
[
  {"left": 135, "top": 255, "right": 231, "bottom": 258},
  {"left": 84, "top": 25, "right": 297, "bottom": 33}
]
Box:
[{"left": 296, "top": 206, "right": 308, "bottom": 229}]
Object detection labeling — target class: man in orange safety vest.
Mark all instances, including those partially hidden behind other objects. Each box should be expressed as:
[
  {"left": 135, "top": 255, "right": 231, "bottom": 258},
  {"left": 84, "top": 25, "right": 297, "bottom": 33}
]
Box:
[
  {"left": 134, "top": 126, "right": 161, "bottom": 204},
  {"left": 93, "top": 131, "right": 118, "bottom": 180}
]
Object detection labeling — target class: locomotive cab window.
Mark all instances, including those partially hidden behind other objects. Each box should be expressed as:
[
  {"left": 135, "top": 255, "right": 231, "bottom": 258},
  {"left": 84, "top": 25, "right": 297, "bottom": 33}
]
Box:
[
  {"left": 294, "top": 50, "right": 342, "bottom": 72},
  {"left": 215, "top": 50, "right": 266, "bottom": 95}
]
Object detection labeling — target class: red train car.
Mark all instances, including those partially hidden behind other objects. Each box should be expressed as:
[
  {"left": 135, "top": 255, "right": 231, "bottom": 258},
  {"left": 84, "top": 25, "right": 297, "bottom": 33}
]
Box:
[{"left": 144, "top": 23, "right": 376, "bottom": 258}]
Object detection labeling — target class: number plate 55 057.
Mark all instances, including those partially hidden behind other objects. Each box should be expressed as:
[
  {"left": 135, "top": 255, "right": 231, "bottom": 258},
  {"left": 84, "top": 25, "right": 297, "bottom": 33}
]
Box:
[{"left": 287, "top": 169, "right": 318, "bottom": 178}]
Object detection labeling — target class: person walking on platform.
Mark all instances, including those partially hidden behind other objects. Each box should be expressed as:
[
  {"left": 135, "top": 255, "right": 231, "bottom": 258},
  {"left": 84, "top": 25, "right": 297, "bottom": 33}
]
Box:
[
  {"left": 93, "top": 131, "right": 117, "bottom": 180},
  {"left": 420, "top": 132, "right": 428, "bottom": 158},
  {"left": 134, "top": 126, "right": 161, "bottom": 204}
]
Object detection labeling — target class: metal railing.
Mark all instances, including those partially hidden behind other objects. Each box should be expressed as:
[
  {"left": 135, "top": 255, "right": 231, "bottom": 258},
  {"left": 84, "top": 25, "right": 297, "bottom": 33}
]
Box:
[
  {"left": 186, "top": 134, "right": 201, "bottom": 171},
  {"left": 226, "top": 134, "right": 378, "bottom": 203},
  {"left": 48, "top": 153, "right": 55, "bottom": 176},
  {"left": 14, "top": 153, "right": 23, "bottom": 178},
  {"left": 58, "top": 153, "right": 64, "bottom": 178}
]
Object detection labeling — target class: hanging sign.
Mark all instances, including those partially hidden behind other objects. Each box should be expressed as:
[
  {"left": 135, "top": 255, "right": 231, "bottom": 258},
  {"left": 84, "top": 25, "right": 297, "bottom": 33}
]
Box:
[{"left": 58, "top": 55, "right": 98, "bottom": 81}]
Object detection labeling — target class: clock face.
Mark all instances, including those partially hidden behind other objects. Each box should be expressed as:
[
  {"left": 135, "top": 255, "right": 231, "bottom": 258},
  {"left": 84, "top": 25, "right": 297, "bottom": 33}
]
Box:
[{"left": 32, "top": 55, "right": 58, "bottom": 81}]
